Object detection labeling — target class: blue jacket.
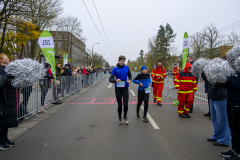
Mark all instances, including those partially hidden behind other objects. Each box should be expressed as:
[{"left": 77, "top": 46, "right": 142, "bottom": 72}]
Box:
[
  {"left": 133, "top": 73, "right": 151, "bottom": 91},
  {"left": 109, "top": 64, "right": 132, "bottom": 87}
]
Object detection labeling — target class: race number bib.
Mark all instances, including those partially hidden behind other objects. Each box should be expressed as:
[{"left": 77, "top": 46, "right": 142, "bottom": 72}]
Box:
[
  {"left": 117, "top": 81, "right": 125, "bottom": 87},
  {"left": 145, "top": 88, "right": 150, "bottom": 93}
]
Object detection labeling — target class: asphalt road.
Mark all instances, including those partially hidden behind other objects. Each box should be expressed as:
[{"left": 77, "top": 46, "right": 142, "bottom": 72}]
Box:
[{"left": 0, "top": 76, "right": 229, "bottom": 160}]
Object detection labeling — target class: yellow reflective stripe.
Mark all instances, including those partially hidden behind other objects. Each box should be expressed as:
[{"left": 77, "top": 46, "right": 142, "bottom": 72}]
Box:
[
  {"left": 180, "top": 80, "right": 192, "bottom": 82},
  {"left": 185, "top": 108, "right": 190, "bottom": 111},
  {"left": 163, "top": 73, "right": 166, "bottom": 75},
  {"left": 153, "top": 95, "right": 157, "bottom": 98},
  {"left": 177, "top": 90, "right": 193, "bottom": 93},
  {"left": 155, "top": 74, "right": 163, "bottom": 76},
  {"left": 175, "top": 85, "right": 180, "bottom": 87},
  {"left": 192, "top": 81, "right": 197, "bottom": 83},
  {"left": 193, "top": 87, "right": 198, "bottom": 90},
  {"left": 174, "top": 79, "right": 179, "bottom": 82},
  {"left": 152, "top": 80, "right": 164, "bottom": 83},
  {"left": 178, "top": 111, "right": 184, "bottom": 113}
]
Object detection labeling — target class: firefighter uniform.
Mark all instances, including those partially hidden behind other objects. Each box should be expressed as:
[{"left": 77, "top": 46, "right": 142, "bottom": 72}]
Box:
[
  {"left": 172, "top": 66, "right": 179, "bottom": 85},
  {"left": 174, "top": 63, "right": 197, "bottom": 115},
  {"left": 151, "top": 64, "right": 166, "bottom": 104}
]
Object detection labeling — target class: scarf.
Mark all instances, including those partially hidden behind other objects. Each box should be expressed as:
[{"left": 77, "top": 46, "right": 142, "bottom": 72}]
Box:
[{"left": 47, "top": 68, "right": 52, "bottom": 83}]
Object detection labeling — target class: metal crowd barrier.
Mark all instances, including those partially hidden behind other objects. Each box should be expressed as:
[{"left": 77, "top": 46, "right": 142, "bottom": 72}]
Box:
[
  {"left": 162, "top": 75, "right": 209, "bottom": 110},
  {"left": 16, "top": 72, "right": 109, "bottom": 120}
]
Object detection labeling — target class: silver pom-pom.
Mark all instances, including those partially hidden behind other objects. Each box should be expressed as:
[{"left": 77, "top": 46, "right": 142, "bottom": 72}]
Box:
[
  {"left": 227, "top": 44, "right": 240, "bottom": 70},
  {"left": 5, "top": 58, "right": 46, "bottom": 88},
  {"left": 204, "top": 57, "right": 235, "bottom": 84},
  {"left": 233, "top": 57, "right": 240, "bottom": 72},
  {"left": 192, "top": 58, "right": 209, "bottom": 76}
]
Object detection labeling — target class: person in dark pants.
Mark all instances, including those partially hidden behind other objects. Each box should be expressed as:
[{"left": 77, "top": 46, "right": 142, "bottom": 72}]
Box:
[
  {"left": 62, "top": 64, "right": 72, "bottom": 96},
  {"left": 40, "top": 63, "right": 55, "bottom": 107},
  {"left": 187, "top": 56, "right": 199, "bottom": 113},
  {"left": 201, "top": 71, "right": 211, "bottom": 117},
  {"left": 0, "top": 53, "right": 18, "bottom": 150},
  {"left": 133, "top": 66, "right": 151, "bottom": 122},
  {"left": 220, "top": 71, "right": 240, "bottom": 160},
  {"left": 109, "top": 55, "right": 132, "bottom": 125}
]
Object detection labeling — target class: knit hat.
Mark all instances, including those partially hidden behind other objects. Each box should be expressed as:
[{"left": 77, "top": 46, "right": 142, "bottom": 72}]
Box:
[
  {"left": 158, "top": 59, "right": 162, "bottom": 62},
  {"left": 65, "top": 64, "right": 70, "bottom": 67},
  {"left": 141, "top": 66, "right": 147, "bottom": 71}
]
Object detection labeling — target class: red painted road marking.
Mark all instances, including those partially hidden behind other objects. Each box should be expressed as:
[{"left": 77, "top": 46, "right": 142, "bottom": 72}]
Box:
[{"left": 72, "top": 98, "right": 174, "bottom": 105}]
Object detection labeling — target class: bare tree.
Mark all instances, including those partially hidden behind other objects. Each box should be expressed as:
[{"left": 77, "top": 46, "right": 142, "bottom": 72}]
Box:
[
  {"left": 227, "top": 31, "right": 240, "bottom": 47},
  {"left": 55, "top": 15, "right": 86, "bottom": 42},
  {"left": 22, "top": 0, "right": 63, "bottom": 58},
  {"left": 203, "top": 23, "right": 225, "bottom": 59},
  {"left": 190, "top": 32, "right": 205, "bottom": 59}
]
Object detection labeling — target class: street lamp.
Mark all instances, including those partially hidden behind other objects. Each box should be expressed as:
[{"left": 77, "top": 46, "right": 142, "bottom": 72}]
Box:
[{"left": 92, "top": 43, "right": 99, "bottom": 67}]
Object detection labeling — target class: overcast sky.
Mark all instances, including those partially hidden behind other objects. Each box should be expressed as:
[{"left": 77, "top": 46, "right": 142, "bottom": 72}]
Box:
[{"left": 62, "top": 0, "right": 240, "bottom": 66}]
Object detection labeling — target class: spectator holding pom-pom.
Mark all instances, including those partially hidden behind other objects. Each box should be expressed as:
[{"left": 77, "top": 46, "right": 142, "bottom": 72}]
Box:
[
  {"left": 0, "top": 53, "right": 18, "bottom": 150},
  {"left": 206, "top": 56, "right": 231, "bottom": 147}
]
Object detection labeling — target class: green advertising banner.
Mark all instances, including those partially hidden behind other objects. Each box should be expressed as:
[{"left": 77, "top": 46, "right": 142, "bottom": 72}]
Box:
[
  {"left": 182, "top": 32, "right": 189, "bottom": 69},
  {"left": 38, "top": 30, "right": 56, "bottom": 86}
]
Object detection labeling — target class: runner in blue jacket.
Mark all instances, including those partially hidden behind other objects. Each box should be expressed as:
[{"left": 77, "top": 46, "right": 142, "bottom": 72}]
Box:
[{"left": 133, "top": 66, "right": 151, "bottom": 122}]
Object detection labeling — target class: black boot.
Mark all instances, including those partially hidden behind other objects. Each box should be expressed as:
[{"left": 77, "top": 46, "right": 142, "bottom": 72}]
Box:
[
  {"left": 184, "top": 113, "right": 191, "bottom": 118},
  {"left": 4, "top": 136, "right": 16, "bottom": 147},
  {"left": 179, "top": 114, "right": 186, "bottom": 118},
  {"left": 157, "top": 103, "right": 162, "bottom": 106},
  {"left": 154, "top": 100, "right": 156, "bottom": 103}
]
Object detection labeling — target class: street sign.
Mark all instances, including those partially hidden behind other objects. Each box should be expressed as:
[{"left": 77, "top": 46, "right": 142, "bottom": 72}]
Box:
[{"left": 63, "top": 54, "right": 68, "bottom": 65}]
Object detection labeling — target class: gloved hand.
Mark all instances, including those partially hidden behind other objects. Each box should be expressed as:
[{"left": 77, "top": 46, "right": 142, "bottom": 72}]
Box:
[{"left": 7, "top": 74, "right": 15, "bottom": 80}]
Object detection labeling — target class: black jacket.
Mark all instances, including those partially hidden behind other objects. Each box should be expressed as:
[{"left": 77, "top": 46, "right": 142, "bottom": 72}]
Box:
[
  {"left": 227, "top": 71, "right": 240, "bottom": 101},
  {"left": 41, "top": 70, "right": 54, "bottom": 88},
  {"left": 201, "top": 72, "right": 209, "bottom": 93},
  {"left": 62, "top": 67, "right": 72, "bottom": 76},
  {"left": 0, "top": 65, "right": 18, "bottom": 128},
  {"left": 208, "top": 82, "right": 228, "bottom": 100}
]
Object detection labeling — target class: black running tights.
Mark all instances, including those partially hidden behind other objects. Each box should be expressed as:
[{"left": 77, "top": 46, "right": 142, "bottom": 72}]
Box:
[
  {"left": 137, "top": 90, "right": 149, "bottom": 117},
  {"left": 115, "top": 87, "right": 129, "bottom": 119}
]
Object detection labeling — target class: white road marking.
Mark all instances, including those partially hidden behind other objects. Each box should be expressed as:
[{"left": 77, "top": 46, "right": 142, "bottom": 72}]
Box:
[
  {"left": 130, "top": 90, "right": 136, "bottom": 96},
  {"left": 107, "top": 83, "right": 113, "bottom": 88},
  {"left": 141, "top": 106, "right": 160, "bottom": 130}
]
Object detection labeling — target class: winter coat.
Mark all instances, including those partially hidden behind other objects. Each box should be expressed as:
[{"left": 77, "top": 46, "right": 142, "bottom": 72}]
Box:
[
  {"left": 0, "top": 65, "right": 18, "bottom": 128},
  {"left": 201, "top": 72, "right": 209, "bottom": 93},
  {"left": 151, "top": 64, "right": 166, "bottom": 83},
  {"left": 56, "top": 66, "right": 63, "bottom": 77},
  {"left": 40, "top": 70, "right": 54, "bottom": 88},
  {"left": 227, "top": 71, "right": 240, "bottom": 101},
  {"left": 175, "top": 63, "right": 198, "bottom": 94},
  {"left": 172, "top": 67, "right": 180, "bottom": 77},
  {"left": 208, "top": 83, "right": 228, "bottom": 101},
  {"left": 133, "top": 73, "right": 151, "bottom": 91}
]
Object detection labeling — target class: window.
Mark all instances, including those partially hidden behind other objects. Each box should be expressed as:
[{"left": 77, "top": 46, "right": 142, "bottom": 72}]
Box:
[
  {"left": 58, "top": 51, "right": 61, "bottom": 55},
  {"left": 58, "top": 34, "right": 61, "bottom": 38},
  {"left": 58, "top": 42, "right": 61, "bottom": 47},
  {"left": 28, "top": 41, "right": 31, "bottom": 46}
]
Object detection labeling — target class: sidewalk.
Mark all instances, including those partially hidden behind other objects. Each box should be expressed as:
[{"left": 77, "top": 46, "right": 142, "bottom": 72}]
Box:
[{"left": 8, "top": 77, "right": 106, "bottom": 141}]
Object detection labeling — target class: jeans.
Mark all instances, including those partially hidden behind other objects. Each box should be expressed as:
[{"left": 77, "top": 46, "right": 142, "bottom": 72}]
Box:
[
  {"left": 210, "top": 99, "right": 231, "bottom": 145},
  {"left": 41, "top": 86, "right": 49, "bottom": 106}
]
